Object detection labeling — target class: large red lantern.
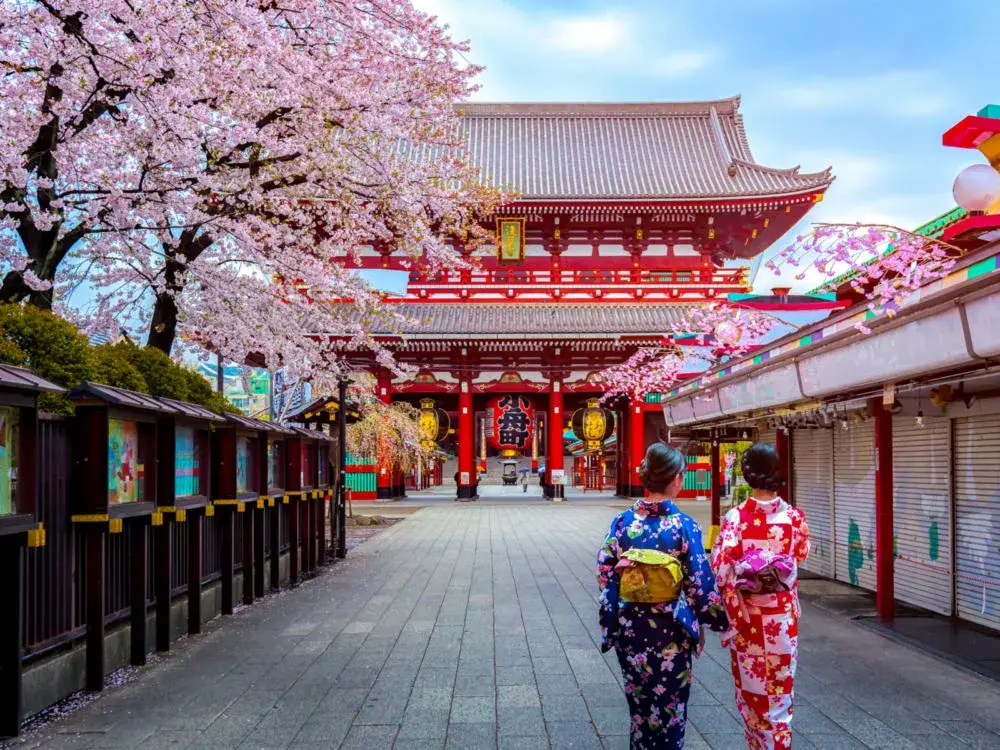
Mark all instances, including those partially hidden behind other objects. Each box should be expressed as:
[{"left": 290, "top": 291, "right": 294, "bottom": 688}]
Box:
[{"left": 487, "top": 395, "right": 535, "bottom": 458}]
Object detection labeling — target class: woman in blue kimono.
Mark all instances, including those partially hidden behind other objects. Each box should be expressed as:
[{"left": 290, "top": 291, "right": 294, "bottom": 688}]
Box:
[{"left": 597, "top": 443, "right": 729, "bottom": 749}]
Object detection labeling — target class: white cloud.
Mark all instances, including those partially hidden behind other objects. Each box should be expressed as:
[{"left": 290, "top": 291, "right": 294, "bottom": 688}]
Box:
[
  {"left": 413, "top": 0, "right": 714, "bottom": 100},
  {"left": 764, "top": 70, "right": 952, "bottom": 117},
  {"left": 548, "top": 13, "right": 632, "bottom": 55},
  {"left": 649, "top": 50, "right": 715, "bottom": 77}
]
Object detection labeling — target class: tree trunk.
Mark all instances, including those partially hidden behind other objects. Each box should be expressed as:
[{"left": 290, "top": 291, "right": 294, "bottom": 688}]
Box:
[
  {"left": 146, "top": 291, "right": 179, "bottom": 354},
  {"left": 145, "top": 230, "right": 213, "bottom": 355}
]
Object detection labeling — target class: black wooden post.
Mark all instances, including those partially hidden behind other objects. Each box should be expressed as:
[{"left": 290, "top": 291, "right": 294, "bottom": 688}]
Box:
[
  {"left": 317, "top": 491, "right": 327, "bottom": 566},
  {"left": 337, "top": 377, "right": 348, "bottom": 559},
  {"left": 253, "top": 503, "right": 265, "bottom": 598},
  {"left": 242, "top": 504, "right": 254, "bottom": 606},
  {"left": 0, "top": 535, "right": 25, "bottom": 737},
  {"left": 268, "top": 503, "right": 280, "bottom": 590},
  {"left": 305, "top": 497, "right": 315, "bottom": 575},
  {"left": 220, "top": 507, "right": 234, "bottom": 615},
  {"left": 288, "top": 498, "right": 299, "bottom": 585},
  {"left": 129, "top": 518, "right": 148, "bottom": 666},
  {"left": 154, "top": 519, "right": 172, "bottom": 652},
  {"left": 85, "top": 528, "right": 106, "bottom": 691},
  {"left": 187, "top": 512, "right": 202, "bottom": 635}
]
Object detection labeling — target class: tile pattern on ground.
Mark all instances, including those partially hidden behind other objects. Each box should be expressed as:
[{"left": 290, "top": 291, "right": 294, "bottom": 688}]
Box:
[{"left": 15, "top": 505, "right": 1000, "bottom": 749}]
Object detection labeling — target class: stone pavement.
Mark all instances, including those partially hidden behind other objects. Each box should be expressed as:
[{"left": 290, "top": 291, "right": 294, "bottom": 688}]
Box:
[{"left": 16, "top": 504, "right": 1000, "bottom": 749}]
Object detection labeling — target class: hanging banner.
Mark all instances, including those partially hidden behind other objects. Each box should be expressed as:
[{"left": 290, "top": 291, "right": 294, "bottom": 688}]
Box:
[{"left": 496, "top": 217, "right": 526, "bottom": 263}]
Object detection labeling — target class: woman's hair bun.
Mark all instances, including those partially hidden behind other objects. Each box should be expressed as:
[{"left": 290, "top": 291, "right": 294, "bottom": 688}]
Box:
[
  {"left": 638, "top": 442, "right": 685, "bottom": 493},
  {"left": 741, "top": 442, "right": 781, "bottom": 491}
]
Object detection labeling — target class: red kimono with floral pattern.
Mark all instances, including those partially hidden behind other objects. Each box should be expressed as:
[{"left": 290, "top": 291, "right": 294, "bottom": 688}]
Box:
[{"left": 711, "top": 497, "right": 810, "bottom": 750}]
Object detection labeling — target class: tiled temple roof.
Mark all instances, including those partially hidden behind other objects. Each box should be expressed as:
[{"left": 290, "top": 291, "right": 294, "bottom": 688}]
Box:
[
  {"left": 369, "top": 303, "right": 696, "bottom": 337},
  {"left": 453, "top": 98, "right": 833, "bottom": 200}
]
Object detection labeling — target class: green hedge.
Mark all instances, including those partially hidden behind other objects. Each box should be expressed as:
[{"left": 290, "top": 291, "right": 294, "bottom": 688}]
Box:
[{"left": 0, "top": 304, "right": 237, "bottom": 415}]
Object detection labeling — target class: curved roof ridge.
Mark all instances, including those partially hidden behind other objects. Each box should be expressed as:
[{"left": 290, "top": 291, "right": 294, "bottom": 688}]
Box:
[
  {"left": 708, "top": 106, "right": 735, "bottom": 170},
  {"left": 732, "top": 158, "right": 834, "bottom": 183},
  {"left": 458, "top": 97, "right": 742, "bottom": 117}
]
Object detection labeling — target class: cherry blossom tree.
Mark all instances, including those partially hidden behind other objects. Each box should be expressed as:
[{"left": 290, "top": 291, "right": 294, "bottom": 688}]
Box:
[
  {"left": 766, "top": 223, "right": 962, "bottom": 332},
  {"left": 3, "top": 1, "right": 500, "bottom": 378},
  {"left": 344, "top": 374, "right": 430, "bottom": 473}
]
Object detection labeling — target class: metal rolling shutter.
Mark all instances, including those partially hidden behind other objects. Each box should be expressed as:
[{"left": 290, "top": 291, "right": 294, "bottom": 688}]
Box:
[
  {"left": 793, "top": 429, "right": 834, "bottom": 577},
  {"left": 893, "top": 416, "right": 953, "bottom": 616},
  {"left": 758, "top": 427, "right": 777, "bottom": 447},
  {"left": 834, "top": 421, "right": 877, "bottom": 591},
  {"left": 954, "top": 415, "right": 1000, "bottom": 630}
]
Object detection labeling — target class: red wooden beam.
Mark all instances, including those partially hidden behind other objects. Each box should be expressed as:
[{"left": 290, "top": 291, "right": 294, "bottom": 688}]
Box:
[{"left": 942, "top": 115, "right": 1000, "bottom": 149}]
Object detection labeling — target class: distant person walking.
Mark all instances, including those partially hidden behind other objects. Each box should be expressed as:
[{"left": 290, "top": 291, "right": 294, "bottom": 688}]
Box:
[
  {"left": 711, "top": 443, "right": 810, "bottom": 750},
  {"left": 597, "top": 443, "right": 728, "bottom": 748}
]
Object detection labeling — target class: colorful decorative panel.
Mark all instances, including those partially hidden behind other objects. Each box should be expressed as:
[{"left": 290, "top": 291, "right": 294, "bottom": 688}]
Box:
[
  {"left": 175, "top": 426, "right": 200, "bottom": 497},
  {"left": 268, "top": 440, "right": 281, "bottom": 489},
  {"left": 237, "top": 437, "right": 252, "bottom": 493},
  {"left": 109, "top": 418, "right": 142, "bottom": 504},
  {"left": 0, "top": 406, "right": 18, "bottom": 515},
  {"left": 496, "top": 217, "right": 526, "bottom": 263}
]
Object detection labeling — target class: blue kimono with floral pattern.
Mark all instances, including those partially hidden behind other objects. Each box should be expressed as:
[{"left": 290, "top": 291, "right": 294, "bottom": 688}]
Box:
[{"left": 597, "top": 499, "right": 728, "bottom": 749}]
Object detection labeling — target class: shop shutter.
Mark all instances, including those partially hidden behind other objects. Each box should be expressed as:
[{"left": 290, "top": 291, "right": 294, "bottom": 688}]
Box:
[
  {"left": 793, "top": 428, "right": 834, "bottom": 577},
  {"left": 954, "top": 414, "right": 1000, "bottom": 630},
  {"left": 758, "top": 427, "right": 777, "bottom": 447},
  {"left": 834, "top": 421, "right": 877, "bottom": 591},
  {"left": 893, "top": 416, "right": 953, "bottom": 616}
]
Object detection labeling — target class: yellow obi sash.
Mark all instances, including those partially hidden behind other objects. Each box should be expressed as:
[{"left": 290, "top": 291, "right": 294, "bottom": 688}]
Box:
[{"left": 618, "top": 548, "right": 684, "bottom": 604}]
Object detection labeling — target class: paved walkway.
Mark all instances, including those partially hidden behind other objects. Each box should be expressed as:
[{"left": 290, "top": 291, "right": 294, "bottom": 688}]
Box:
[{"left": 18, "top": 505, "right": 1000, "bottom": 749}]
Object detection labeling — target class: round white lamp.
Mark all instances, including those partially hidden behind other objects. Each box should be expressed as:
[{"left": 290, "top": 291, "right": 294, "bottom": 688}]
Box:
[
  {"left": 713, "top": 319, "right": 742, "bottom": 346},
  {"left": 952, "top": 164, "right": 1000, "bottom": 212}
]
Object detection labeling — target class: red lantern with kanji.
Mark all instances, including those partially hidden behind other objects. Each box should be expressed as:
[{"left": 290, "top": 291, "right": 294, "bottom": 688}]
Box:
[{"left": 487, "top": 395, "right": 535, "bottom": 458}]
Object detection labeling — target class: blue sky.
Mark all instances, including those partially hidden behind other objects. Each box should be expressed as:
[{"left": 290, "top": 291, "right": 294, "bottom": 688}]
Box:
[{"left": 360, "top": 0, "right": 999, "bottom": 295}]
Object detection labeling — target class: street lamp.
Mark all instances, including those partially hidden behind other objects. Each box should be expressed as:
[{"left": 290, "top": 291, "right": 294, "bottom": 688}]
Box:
[{"left": 952, "top": 164, "right": 1000, "bottom": 213}]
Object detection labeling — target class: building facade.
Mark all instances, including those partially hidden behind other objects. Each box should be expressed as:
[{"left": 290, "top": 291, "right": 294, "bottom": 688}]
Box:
[{"left": 338, "top": 98, "right": 834, "bottom": 499}]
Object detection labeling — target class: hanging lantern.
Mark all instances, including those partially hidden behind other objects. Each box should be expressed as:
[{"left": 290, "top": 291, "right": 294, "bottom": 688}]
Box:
[
  {"left": 713, "top": 319, "right": 743, "bottom": 347},
  {"left": 487, "top": 395, "right": 535, "bottom": 458},
  {"left": 571, "top": 398, "right": 614, "bottom": 453},
  {"left": 418, "top": 398, "right": 449, "bottom": 449}
]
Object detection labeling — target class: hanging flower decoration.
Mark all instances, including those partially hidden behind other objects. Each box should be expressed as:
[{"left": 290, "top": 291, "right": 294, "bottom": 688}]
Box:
[
  {"left": 595, "top": 303, "right": 778, "bottom": 403},
  {"left": 675, "top": 303, "right": 776, "bottom": 359},
  {"left": 596, "top": 348, "right": 686, "bottom": 403},
  {"left": 765, "top": 223, "right": 963, "bottom": 333}
]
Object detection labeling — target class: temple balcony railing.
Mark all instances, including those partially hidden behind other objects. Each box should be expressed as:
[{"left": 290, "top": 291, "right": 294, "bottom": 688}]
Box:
[{"left": 406, "top": 267, "right": 748, "bottom": 300}]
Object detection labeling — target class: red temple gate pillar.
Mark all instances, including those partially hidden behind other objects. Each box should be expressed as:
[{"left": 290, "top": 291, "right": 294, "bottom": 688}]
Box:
[
  {"left": 874, "top": 400, "right": 895, "bottom": 620},
  {"left": 548, "top": 382, "right": 565, "bottom": 501},
  {"left": 615, "top": 409, "right": 628, "bottom": 497},
  {"left": 629, "top": 398, "right": 645, "bottom": 497},
  {"left": 376, "top": 369, "right": 393, "bottom": 501},
  {"left": 457, "top": 380, "right": 476, "bottom": 501}
]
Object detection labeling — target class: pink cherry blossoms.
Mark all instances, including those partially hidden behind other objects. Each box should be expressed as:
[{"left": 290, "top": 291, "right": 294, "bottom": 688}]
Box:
[
  {"left": 597, "top": 348, "right": 687, "bottom": 403},
  {"left": 597, "top": 303, "right": 779, "bottom": 402},
  {"left": 2, "top": 0, "right": 500, "bottom": 383},
  {"left": 766, "top": 223, "right": 961, "bottom": 332}
]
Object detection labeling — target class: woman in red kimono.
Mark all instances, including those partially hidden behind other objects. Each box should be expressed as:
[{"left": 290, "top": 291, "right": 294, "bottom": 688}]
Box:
[{"left": 711, "top": 443, "right": 810, "bottom": 750}]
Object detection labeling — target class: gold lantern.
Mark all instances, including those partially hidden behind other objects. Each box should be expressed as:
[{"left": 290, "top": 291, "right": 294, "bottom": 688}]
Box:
[
  {"left": 571, "top": 398, "right": 614, "bottom": 453},
  {"left": 418, "top": 399, "right": 449, "bottom": 449}
]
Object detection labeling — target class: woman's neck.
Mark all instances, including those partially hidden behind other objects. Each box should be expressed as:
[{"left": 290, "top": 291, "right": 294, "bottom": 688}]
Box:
[
  {"left": 753, "top": 489, "right": 778, "bottom": 501},
  {"left": 645, "top": 492, "right": 673, "bottom": 503}
]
